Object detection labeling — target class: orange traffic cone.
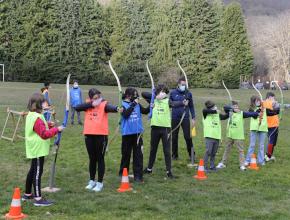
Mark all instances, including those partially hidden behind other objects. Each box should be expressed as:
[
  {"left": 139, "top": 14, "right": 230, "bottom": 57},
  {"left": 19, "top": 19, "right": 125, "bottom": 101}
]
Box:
[
  {"left": 117, "top": 168, "right": 133, "bottom": 192},
  {"left": 248, "top": 154, "right": 259, "bottom": 170},
  {"left": 194, "top": 159, "right": 207, "bottom": 180},
  {"left": 5, "top": 188, "right": 27, "bottom": 220}
]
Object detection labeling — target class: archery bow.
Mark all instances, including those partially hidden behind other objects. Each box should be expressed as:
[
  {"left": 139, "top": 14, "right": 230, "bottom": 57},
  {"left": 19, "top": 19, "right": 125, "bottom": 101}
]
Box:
[
  {"left": 168, "top": 60, "right": 189, "bottom": 139},
  {"left": 222, "top": 80, "right": 233, "bottom": 124},
  {"left": 146, "top": 60, "right": 155, "bottom": 119},
  {"left": 136, "top": 61, "right": 155, "bottom": 145},
  {"left": 46, "top": 73, "right": 70, "bottom": 191},
  {"left": 275, "top": 81, "right": 284, "bottom": 120},
  {"left": 106, "top": 60, "right": 122, "bottom": 151},
  {"left": 252, "top": 78, "right": 264, "bottom": 125}
]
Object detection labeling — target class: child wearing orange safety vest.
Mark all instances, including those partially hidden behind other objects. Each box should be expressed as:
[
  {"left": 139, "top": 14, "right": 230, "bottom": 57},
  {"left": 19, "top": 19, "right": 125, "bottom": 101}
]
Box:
[
  {"left": 263, "top": 92, "right": 280, "bottom": 162},
  {"left": 75, "top": 88, "right": 122, "bottom": 192},
  {"left": 23, "top": 93, "right": 64, "bottom": 206}
]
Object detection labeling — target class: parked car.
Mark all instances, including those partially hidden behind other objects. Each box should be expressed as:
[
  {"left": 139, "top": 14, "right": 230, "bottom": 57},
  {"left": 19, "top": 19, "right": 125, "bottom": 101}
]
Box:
[{"left": 270, "top": 81, "right": 288, "bottom": 90}]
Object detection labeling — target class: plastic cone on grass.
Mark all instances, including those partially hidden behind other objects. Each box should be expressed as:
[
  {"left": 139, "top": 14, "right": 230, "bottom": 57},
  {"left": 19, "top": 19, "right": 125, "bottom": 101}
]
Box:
[
  {"left": 194, "top": 159, "right": 207, "bottom": 180},
  {"left": 248, "top": 154, "right": 259, "bottom": 170},
  {"left": 5, "top": 188, "right": 27, "bottom": 220},
  {"left": 117, "top": 168, "right": 133, "bottom": 192}
]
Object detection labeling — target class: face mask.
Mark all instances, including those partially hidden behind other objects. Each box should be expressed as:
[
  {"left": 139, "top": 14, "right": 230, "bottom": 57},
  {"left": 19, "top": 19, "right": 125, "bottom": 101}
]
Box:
[
  {"left": 179, "top": 85, "right": 186, "bottom": 92},
  {"left": 73, "top": 83, "right": 78, "bottom": 88},
  {"left": 156, "top": 92, "right": 167, "bottom": 100},
  {"left": 255, "top": 100, "right": 261, "bottom": 107},
  {"left": 92, "top": 97, "right": 102, "bottom": 106}
]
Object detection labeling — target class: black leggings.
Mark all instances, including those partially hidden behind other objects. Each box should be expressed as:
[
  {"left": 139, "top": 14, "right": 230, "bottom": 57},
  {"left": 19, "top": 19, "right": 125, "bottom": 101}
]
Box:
[
  {"left": 25, "top": 157, "right": 44, "bottom": 198},
  {"left": 171, "top": 118, "right": 194, "bottom": 158},
  {"left": 147, "top": 126, "right": 171, "bottom": 172},
  {"left": 85, "top": 135, "right": 107, "bottom": 182},
  {"left": 119, "top": 135, "right": 143, "bottom": 179}
]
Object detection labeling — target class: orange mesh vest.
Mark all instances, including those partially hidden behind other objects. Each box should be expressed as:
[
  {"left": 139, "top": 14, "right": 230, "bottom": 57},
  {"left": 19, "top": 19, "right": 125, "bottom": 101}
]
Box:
[
  {"left": 83, "top": 101, "right": 109, "bottom": 135},
  {"left": 263, "top": 100, "right": 279, "bottom": 128}
]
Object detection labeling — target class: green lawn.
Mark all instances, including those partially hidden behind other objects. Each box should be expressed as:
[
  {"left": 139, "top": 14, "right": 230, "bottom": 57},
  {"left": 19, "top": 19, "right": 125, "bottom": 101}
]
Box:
[{"left": 1, "top": 82, "right": 290, "bottom": 220}]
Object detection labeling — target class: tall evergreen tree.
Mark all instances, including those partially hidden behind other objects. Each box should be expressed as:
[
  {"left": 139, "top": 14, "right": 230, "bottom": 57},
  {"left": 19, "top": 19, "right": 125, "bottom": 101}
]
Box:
[{"left": 216, "top": 2, "right": 253, "bottom": 88}]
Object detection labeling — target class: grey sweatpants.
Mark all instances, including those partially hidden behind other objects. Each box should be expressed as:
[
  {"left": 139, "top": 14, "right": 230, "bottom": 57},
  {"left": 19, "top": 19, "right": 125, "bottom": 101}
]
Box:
[{"left": 204, "top": 137, "right": 219, "bottom": 169}]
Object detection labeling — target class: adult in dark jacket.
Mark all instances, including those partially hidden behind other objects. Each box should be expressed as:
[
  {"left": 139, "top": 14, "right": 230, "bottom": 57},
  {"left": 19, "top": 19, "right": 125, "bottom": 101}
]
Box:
[{"left": 169, "top": 77, "right": 196, "bottom": 160}]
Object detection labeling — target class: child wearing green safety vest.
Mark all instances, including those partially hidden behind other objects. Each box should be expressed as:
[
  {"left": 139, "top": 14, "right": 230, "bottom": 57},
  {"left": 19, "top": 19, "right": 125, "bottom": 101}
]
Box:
[
  {"left": 23, "top": 93, "right": 64, "bottom": 206},
  {"left": 202, "top": 100, "right": 229, "bottom": 172},
  {"left": 144, "top": 84, "right": 175, "bottom": 179},
  {"left": 217, "top": 101, "right": 259, "bottom": 171},
  {"left": 245, "top": 96, "right": 268, "bottom": 166}
]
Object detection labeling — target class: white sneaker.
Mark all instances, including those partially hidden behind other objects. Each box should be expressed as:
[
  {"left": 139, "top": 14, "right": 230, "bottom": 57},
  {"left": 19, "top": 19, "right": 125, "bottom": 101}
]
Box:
[
  {"left": 244, "top": 162, "right": 249, "bottom": 167},
  {"left": 270, "top": 156, "right": 276, "bottom": 161},
  {"left": 240, "top": 165, "right": 246, "bottom": 171},
  {"left": 264, "top": 154, "right": 270, "bottom": 162},
  {"left": 216, "top": 162, "right": 226, "bottom": 169},
  {"left": 85, "top": 180, "right": 96, "bottom": 190},
  {"left": 92, "top": 182, "right": 103, "bottom": 192}
]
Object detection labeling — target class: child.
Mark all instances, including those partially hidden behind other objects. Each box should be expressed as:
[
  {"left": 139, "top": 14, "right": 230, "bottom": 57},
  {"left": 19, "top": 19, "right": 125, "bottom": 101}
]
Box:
[
  {"left": 119, "top": 88, "right": 149, "bottom": 182},
  {"left": 41, "top": 82, "right": 52, "bottom": 106},
  {"left": 202, "top": 100, "right": 229, "bottom": 172},
  {"left": 70, "top": 80, "right": 83, "bottom": 125},
  {"left": 75, "top": 88, "right": 122, "bottom": 192},
  {"left": 23, "top": 93, "right": 64, "bottom": 206},
  {"left": 245, "top": 96, "right": 268, "bottom": 166},
  {"left": 41, "top": 82, "right": 52, "bottom": 121},
  {"left": 143, "top": 84, "right": 174, "bottom": 178},
  {"left": 217, "top": 101, "right": 259, "bottom": 171},
  {"left": 263, "top": 92, "right": 280, "bottom": 162}
]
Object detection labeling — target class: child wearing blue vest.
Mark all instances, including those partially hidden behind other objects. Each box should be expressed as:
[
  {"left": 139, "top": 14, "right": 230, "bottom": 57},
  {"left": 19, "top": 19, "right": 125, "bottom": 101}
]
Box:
[
  {"left": 119, "top": 88, "right": 149, "bottom": 182},
  {"left": 23, "top": 93, "right": 64, "bottom": 206},
  {"left": 70, "top": 80, "right": 83, "bottom": 125}
]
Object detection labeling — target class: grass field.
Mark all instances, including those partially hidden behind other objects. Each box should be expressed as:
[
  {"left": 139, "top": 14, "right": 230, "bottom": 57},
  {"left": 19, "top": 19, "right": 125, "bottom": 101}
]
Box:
[{"left": 1, "top": 82, "right": 290, "bottom": 220}]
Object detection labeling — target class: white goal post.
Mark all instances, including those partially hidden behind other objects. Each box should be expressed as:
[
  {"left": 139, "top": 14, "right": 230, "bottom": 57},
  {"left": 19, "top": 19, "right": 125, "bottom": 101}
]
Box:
[{"left": 0, "top": 64, "right": 4, "bottom": 82}]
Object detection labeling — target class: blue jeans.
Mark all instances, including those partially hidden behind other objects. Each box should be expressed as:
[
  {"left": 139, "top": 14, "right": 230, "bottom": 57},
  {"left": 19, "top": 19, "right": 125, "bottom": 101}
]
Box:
[{"left": 246, "top": 131, "right": 267, "bottom": 164}]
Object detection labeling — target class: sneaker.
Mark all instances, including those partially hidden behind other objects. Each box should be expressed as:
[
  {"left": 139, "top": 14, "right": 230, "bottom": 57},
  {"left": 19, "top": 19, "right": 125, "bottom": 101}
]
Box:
[
  {"left": 22, "top": 194, "right": 34, "bottom": 201},
  {"left": 85, "top": 180, "right": 96, "bottom": 190},
  {"left": 33, "top": 198, "right": 53, "bottom": 207},
  {"left": 134, "top": 177, "right": 144, "bottom": 183},
  {"left": 143, "top": 168, "right": 152, "bottom": 174},
  {"left": 209, "top": 167, "right": 217, "bottom": 172},
  {"left": 264, "top": 154, "right": 270, "bottom": 162},
  {"left": 244, "top": 162, "right": 250, "bottom": 167},
  {"left": 172, "top": 155, "right": 179, "bottom": 160},
  {"left": 78, "top": 121, "right": 83, "bottom": 125},
  {"left": 166, "top": 171, "right": 175, "bottom": 179},
  {"left": 270, "top": 156, "right": 276, "bottom": 161},
  {"left": 216, "top": 162, "right": 226, "bottom": 169},
  {"left": 240, "top": 165, "right": 247, "bottom": 171},
  {"left": 92, "top": 182, "right": 103, "bottom": 192}
]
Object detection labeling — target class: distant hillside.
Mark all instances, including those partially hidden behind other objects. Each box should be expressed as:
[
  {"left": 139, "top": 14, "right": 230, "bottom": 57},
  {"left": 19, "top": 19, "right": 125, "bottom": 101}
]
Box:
[
  {"left": 98, "top": 0, "right": 290, "bottom": 16},
  {"left": 224, "top": 0, "right": 290, "bottom": 16}
]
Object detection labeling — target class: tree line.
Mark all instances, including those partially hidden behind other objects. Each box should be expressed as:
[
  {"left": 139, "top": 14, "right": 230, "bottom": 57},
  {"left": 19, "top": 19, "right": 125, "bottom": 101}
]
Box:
[{"left": 0, "top": 0, "right": 253, "bottom": 88}]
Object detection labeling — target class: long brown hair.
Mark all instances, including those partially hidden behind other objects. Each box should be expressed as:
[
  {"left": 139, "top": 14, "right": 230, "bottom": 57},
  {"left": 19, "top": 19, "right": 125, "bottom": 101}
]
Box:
[
  {"left": 249, "top": 95, "right": 260, "bottom": 111},
  {"left": 27, "top": 93, "right": 45, "bottom": 113}
]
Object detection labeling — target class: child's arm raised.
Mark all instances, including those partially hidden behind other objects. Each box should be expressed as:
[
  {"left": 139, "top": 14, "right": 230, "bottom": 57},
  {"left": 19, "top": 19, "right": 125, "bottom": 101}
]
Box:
[{"left": 33, "top": 118, "right": 61, "bottom": 140}]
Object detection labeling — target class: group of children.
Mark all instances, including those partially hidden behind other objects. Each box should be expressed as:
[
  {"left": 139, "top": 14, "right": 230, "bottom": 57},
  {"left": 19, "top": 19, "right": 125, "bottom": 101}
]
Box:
[
  {"left": 204, "top": 92, "right": 281, "bottom": 172},
  {"left": 22, "top": 79, "right": 281, "bottom": 206}
]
